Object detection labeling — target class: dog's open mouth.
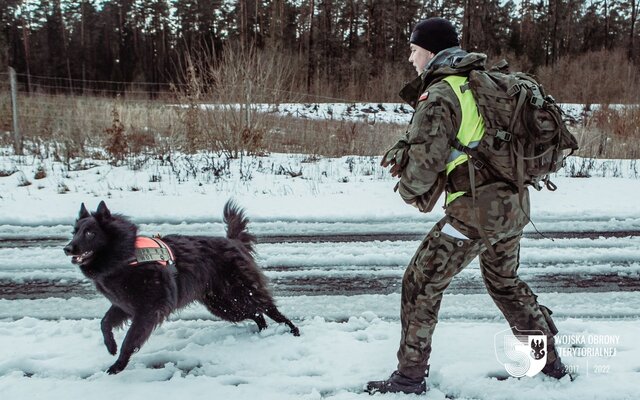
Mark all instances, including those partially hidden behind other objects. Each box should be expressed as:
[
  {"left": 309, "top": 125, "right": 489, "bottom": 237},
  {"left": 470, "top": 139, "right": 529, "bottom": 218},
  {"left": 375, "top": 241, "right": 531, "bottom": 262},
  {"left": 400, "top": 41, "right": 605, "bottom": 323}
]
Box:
[{"left": 70, "top": 251, "right": 94, "bottom": 265}]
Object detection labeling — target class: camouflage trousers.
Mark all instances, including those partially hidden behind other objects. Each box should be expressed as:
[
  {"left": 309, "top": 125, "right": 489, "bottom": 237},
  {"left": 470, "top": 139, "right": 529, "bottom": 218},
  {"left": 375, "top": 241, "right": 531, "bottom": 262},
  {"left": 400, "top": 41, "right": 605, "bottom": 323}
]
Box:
[{"left": 397, "top": 215, "right": 560, "bottom": 380}]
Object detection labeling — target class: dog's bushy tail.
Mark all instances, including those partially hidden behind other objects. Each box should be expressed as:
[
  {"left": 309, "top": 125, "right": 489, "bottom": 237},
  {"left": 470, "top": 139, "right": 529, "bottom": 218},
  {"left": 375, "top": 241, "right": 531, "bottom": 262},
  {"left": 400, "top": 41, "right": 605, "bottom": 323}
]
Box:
[{"left": 223, "top": 200, "right": 257, "bottom": 254}]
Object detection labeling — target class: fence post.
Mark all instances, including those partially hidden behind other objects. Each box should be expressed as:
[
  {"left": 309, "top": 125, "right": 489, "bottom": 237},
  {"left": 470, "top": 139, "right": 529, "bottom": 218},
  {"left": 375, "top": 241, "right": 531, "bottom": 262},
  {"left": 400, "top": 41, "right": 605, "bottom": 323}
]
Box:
[
  {"left": 9, "top": 67, "right": 23, "bottom": 155},
  {"left": 245, "top": 78, "right": 252, "bottom": 128}
]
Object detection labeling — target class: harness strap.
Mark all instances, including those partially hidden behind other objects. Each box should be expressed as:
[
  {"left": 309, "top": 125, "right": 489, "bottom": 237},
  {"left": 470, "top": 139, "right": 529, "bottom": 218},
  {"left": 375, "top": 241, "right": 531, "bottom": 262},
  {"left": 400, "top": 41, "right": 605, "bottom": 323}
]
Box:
[
  {"left": 447, "top": 140, "right": 480, "bottom": 163},
  {"left": 449, "top": 137, "right": 506, "bottom": 184}
]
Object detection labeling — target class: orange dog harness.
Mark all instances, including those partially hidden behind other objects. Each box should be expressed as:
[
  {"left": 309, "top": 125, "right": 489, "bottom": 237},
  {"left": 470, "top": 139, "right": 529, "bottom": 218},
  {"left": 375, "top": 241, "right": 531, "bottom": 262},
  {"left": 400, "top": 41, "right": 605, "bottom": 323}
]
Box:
[{"left": 129, "top": 236, "right": 175, "bottom": 267}]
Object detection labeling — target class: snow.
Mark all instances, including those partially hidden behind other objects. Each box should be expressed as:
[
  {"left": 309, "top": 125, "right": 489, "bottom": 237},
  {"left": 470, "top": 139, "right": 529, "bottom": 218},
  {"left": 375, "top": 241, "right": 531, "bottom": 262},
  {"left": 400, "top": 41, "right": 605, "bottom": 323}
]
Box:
[
  {"left": 205, "top": 102, "right": 633, "bottom": 128},
  {"left": 3, "top": 292, "right": 640, "bottom": 322},
  {"left": 1, "top": 315, "right": 639, "bottom": 400},
  {"left": 0, "top": 153, "right": 639, "bottom": 229},
  {"left": 1, "top": 115, "right": 640, "bottom": 398},
  {"left": 2, "top": 236, "right": 640, "bottom": 282}
]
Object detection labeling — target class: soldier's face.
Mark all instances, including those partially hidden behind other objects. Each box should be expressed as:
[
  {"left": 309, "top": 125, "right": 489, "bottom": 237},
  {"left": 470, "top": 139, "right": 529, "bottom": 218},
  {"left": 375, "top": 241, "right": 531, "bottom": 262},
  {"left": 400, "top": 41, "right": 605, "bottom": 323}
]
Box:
[{"left": 409, "top": 44, "right": 434, "bottom": 75}]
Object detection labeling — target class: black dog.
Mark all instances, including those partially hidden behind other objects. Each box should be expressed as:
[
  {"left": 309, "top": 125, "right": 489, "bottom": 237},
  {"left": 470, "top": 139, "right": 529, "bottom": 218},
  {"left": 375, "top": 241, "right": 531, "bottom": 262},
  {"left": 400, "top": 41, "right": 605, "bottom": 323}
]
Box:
[{"left": 64, "top": 200, "right": 299, "bottom": 374}]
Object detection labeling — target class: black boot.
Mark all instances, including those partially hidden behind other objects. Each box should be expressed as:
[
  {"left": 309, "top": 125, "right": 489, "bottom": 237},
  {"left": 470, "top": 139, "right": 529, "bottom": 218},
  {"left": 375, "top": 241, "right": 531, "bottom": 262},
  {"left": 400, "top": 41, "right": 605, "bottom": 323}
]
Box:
[
  {"left": 366, "top": 371, "right": 427, "bottom": 395},
  {"left": 541, "top": 355, "right": 570, "bottom": 379}
]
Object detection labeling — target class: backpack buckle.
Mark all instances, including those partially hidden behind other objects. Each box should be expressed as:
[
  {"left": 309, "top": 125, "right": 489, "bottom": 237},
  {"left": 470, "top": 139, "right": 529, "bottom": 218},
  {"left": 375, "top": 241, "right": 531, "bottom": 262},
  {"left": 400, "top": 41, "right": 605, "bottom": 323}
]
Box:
[
  {"left": 472, "top": 158, "right": 485, "bottom": 169},
  {"left": 496, "top": 130, "right": 512, "bottom": 142},
  {"left": 507, "top": 84, "right": 520, "bottom": 97},
  {"left": 530, "top": 95, "right": 545, "bottom": 108}
]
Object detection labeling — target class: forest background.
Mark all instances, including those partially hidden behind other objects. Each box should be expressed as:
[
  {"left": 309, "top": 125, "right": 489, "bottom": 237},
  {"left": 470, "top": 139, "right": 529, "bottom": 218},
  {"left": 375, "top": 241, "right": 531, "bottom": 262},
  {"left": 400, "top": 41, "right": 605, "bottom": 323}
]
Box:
[{"left": 0, "top": 0, "right": 639, "bottom": 162}]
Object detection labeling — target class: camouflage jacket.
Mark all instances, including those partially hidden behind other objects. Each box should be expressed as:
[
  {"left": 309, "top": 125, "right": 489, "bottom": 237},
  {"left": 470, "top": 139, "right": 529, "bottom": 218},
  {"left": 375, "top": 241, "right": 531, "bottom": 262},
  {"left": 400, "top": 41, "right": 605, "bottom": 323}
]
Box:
[{"left": 390, "top": 48, "right": 530, "bottom": 235}]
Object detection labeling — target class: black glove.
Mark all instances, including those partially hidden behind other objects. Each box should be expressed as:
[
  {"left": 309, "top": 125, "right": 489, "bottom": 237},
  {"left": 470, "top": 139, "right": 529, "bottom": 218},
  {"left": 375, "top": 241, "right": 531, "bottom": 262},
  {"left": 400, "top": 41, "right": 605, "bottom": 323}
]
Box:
[{"left": 381, "top": 140, "right": 410, "bottom": 178}]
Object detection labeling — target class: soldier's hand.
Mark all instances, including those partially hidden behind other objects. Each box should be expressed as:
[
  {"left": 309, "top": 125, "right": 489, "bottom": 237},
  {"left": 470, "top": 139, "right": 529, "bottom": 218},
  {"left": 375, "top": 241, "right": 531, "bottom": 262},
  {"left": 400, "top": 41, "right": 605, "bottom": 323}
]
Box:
[
  {"left": 396, "top": 185, "right": 422, "bottom": 210},
  {"left": 381, "top": 140, "right": 409, "bottom": 177},
  {"left": 414, "top": 198, "right": 428, "bottom": 212}
]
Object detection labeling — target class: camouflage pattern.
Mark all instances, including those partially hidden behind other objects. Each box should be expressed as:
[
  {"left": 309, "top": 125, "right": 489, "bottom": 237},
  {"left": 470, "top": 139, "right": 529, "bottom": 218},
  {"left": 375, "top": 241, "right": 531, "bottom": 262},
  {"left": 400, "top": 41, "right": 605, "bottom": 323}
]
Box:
[
  {"left": 382, "top": 49, "right": 561, "bottom": 380},
  {"left": 397, "top": 205, "right": 559, "bottom": 379},
  {"left": 383, "top": 49, "right": 488, "bottom": 212}
]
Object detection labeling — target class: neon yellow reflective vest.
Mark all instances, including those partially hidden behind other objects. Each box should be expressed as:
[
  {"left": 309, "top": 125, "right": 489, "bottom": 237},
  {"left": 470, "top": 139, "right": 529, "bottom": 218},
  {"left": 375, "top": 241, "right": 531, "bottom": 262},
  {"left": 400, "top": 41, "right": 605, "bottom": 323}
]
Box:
[{"left": 442, "top": 75, "right": 486, "bottom": 205}]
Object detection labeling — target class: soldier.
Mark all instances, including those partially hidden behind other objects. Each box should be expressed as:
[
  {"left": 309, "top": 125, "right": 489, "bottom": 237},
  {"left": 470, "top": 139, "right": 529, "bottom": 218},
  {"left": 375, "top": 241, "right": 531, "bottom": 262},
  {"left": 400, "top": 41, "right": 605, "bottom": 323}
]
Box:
[{"left": 366, "top": 18, "right": 568, "bottom": 395}]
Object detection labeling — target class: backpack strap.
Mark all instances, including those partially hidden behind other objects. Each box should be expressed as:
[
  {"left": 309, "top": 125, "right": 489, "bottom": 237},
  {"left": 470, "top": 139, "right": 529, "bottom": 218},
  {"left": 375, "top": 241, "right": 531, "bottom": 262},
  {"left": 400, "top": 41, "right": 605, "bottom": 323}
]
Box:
[
  {"left": 448, "top": 136, "right": 499, "bottom": 258},
  {"left": 515, "top": 140, "right": 526, "bottom": 211},
  {"left": 449, "top": 137, "right": 508, "bottom": 185},
  {"left": 508, "top": 81, "right": 542, "bottom": 214},
  {"left": 466, "top": 160, "right": 499, "bottom": 259}
]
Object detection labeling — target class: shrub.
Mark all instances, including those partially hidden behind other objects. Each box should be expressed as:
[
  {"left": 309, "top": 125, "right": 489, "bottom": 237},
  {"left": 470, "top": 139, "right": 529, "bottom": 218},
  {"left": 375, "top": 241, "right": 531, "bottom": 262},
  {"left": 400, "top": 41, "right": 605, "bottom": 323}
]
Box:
[
  {"left": 105, "top": 106, "right": 128, "bottom": 163},
  {"left": 34, "top": 165, "right": 47, "bottom": 179}
]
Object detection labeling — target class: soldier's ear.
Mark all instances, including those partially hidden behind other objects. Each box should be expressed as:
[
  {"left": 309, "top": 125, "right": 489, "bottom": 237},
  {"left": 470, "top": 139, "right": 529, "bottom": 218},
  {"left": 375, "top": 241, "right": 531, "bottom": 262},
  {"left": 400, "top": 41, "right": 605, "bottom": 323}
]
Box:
[
  {"left": 79, "top": 203, "right": 90, "bottom": 220},
  {"left": 96, "top": 201, "right": 111, "bottom": 219}
]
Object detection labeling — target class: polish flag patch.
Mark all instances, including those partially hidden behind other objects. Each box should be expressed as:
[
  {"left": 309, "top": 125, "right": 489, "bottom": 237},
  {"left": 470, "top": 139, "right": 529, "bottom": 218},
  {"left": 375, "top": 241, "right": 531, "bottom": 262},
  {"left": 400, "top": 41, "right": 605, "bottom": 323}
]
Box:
[{"left": 419, "top": 91, "right": 429, "bottom": 102}]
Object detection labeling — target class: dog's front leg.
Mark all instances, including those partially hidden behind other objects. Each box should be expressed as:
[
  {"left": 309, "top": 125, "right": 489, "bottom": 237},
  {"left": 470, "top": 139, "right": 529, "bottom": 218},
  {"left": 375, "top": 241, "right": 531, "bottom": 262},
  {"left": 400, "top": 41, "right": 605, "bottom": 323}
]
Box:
[
  {"left": 106, "top": 312, "right": 157, "bottom": 375},
  {"left": 101, "top": 306, "right": 129, "bottom": 355}
]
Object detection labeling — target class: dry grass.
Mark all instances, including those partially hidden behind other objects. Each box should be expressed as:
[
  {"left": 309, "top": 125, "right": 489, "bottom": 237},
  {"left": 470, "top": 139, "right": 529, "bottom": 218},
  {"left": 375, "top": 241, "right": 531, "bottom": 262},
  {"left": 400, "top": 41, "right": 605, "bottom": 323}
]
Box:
[
  {"left": 259, "top": 115, "right": 402, "bottom": 157},
  {"left": 0, "top": 45, "right": 406, "bottom": 160},
  {"left": 0, "top": 90, "right": 403, "bottom": 159},
  {"left": 535, "top": 49, "right": 640, "bottom": 104},
  {"left": 2, "top": 89, "right": 639, "bottom": 161},
  {"left": 1, "top": 46, "right": 638, "bottom": 161},
  {"left": 573, "top": 105, "right": 640, "bottom": 159}
]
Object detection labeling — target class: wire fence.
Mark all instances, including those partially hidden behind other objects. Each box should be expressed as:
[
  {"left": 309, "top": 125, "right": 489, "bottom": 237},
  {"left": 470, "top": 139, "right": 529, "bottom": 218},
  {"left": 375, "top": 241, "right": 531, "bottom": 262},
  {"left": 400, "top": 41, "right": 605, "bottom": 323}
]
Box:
[
  {"left": 4, "top": 71, "right": 638, "bottom": 161},
  {"left": 1, "top": 71, "right": 406, "bottom": 159},
  {"left": 7, "top": 71, "right": 365, "bottom": 104}
]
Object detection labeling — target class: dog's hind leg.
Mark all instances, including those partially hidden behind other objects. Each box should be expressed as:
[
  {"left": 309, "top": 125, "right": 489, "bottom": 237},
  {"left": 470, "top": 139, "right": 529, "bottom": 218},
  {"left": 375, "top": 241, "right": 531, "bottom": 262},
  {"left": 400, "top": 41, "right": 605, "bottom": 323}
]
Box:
[
  {"left": 199, "top": 294, "right": 244, "bottom": 322},
  {"left": 252, "top": 313, "right": 267, "bottom": 331},
  {"left": 201, "top": 296, "right": 269, "bottom": 333},
  {"left": 265, "top": 307, "right": 300, "bottom": 336}
]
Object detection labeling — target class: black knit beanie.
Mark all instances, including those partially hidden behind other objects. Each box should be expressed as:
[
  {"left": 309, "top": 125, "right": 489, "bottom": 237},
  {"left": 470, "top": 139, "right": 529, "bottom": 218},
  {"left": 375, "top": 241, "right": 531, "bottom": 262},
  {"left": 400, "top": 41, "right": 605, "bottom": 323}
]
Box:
[{"left": 410, "top": 18, "right": 460, "bottom": 55}]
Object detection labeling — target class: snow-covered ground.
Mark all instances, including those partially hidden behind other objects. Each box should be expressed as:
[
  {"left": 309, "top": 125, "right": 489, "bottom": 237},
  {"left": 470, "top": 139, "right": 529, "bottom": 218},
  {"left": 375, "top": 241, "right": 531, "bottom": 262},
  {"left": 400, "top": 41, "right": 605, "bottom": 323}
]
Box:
[
  {"left": 1, "top": 314, "right": 639, "bottom": 400},
  {"left": 0, "top": 152, "right": 638, "bottom": 227},
  {"left": 206, "top": 102, "right": 632, "bottom": 126},
  {"left": 1, "top": 145, "right": 640, "bottom": 398}
]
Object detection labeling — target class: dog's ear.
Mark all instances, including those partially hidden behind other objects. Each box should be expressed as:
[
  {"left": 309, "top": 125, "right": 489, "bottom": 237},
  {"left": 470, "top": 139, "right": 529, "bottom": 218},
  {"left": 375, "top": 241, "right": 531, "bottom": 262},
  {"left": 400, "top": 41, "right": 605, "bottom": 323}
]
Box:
[
  {"left": 78, "top": 203, "right": 90, "bottom": 220},
  {"left": 96, "top": 201, "right": 111, "bottom": 219}
]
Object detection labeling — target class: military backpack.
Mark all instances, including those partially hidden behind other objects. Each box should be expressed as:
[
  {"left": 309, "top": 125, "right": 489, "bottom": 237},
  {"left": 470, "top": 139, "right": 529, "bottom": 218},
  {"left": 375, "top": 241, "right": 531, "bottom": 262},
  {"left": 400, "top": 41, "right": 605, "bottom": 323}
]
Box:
[{"left": 451, "top": 60, "right": 579, "bottom": 193}]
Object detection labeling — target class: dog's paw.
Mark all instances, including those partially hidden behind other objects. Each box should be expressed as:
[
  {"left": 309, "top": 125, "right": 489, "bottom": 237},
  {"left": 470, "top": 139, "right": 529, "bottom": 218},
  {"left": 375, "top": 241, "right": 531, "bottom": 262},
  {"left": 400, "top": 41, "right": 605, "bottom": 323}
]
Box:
[{"left": 106, "top": 361, "right": 126, "bottom": 375}]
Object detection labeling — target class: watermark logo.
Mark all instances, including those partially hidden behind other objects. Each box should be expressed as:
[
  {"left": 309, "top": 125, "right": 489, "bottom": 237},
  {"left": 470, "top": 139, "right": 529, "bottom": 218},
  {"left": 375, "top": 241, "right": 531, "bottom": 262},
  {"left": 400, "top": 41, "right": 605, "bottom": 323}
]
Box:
[
  {"left": 494, "top": 327, "right": 547, "bottom": 377},
  {"left": 554, "top": 333, "right": 619, "bottom": 376}
]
